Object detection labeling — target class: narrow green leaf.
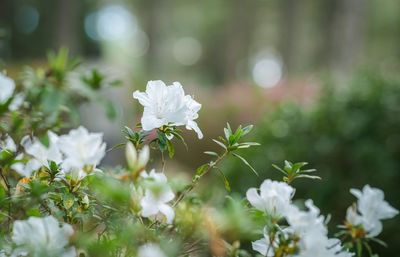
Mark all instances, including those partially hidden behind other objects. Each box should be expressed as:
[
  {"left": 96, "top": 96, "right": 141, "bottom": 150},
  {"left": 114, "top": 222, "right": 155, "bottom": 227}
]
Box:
[
  {"left": 232, "top": 153, "right": 258, "bottom": 176},
  {"left": 241, "top": 124, "right": 253, "bottom": 136},
  {"left": 296, "top": 174, "right": 321, "bottom": 180},
  {"left": 214, "top": 167, "right": 230, "bottom": 192},
  {"left": 196, "top": 164, "right": 210, "bottom": 176},
  {"left": 272, "top": 164, "right": 288, "bottom": 175},
  {"left": 204, "top": 151, "right": 219, "bottom": 157},
  {"left": 212, "top": 139, "right": 227, "bottom": 149},
  {"left": 166, "top": 139, "right": 175, "bottom": 158}
]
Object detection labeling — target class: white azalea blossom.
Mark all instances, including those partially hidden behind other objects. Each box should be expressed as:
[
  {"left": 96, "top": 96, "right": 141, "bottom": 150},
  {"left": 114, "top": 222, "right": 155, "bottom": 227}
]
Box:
[
  {"left": 0, "top": 73, "right": 15, "bottom": 105},
  {"left": 133, "top": 80, "right": 203, "bottom": 139},
  {"left": 246, "top": 179, "right": 294, "bottom": 217},
  {"left": 183, "top": 93, "right": 203, "bottom": 139},
  {"left": 21, "top": 131, "right": 62, "bottom": 169},
  {"left": 8, "top": 93, "right": 25, "bottom": 111},
  {"left": 137, "top": 243, "right": 167, "bottom": 257},
  {"left": 18, "top": 127, "right": 106, "bottom": 179},
  {"left": 285, "top": 200, "right": 327, "bottom": 236},
  {"left": 11, "top": 157, "right": 42, "bottom": 178},
  {"left": 140, "top": 170, "right": 175, "bottom": 224},
  {"left": 296, "top": 233, "right": 353, "bottom": 257},
  {"left": 0, "top": 135, "right": 17, "bottom": 152},
  {"left": 11, "top": 216, "right": 75, "bottom": 257},
  {"left": 346, "top": 185, "right": 399, "bottom": 237},
  {"left": 284, "top": 200, "right": 352, "bottom": 257},
  {"left": 58, "top": 126, "right": 106, "bottom": 171}
]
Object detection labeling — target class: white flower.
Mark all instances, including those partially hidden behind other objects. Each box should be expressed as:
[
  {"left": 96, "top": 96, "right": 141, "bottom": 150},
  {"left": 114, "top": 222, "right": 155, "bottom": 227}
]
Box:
[
  {"left": 297, "top": 233, "right": 353, "bottom": 257},
  {"left": 183, "top": 92, "right": 203, "bottom": 139},
  {"left": 252, "top": 227, "right": 277, "bottom": 257},
  {"left": 285, "top": 200, "right": 327, "bottom": 236},
  {"left": 285, "top": 200, "right": 353, "bottom": 257},
  {"left": 346, "top": 185, "right": 398, "bottom": 237},
  {"left": 11, "top": 216, "right": 75, "bottom": 257},
  {"left": 9, "top": 93, "right": 25, "bottom": 111},
  {"left": 0, "top": 135, "right": 17, "bottom": 152},
  {"left": 137, "top": 243, "right": 167, "bottom": 257},
  {"left": 246, "top": 179, "right": 294, "bottom": 217},
  {"left": 0, "top": 73, "right": 15, "bottom": 104},
  {"left": 58, "top": 126, "right": 106, "bottom": 171},
  {"left": 140, "top": 170, "right": 175, "bottom": 224},
  {"left": 21, "top": 131, "right": 62, "bottom": 169},
  {"left": 133, "top": 80, "right": 203, "bottom": 139},
  {"left": 125, "top": 142, "right": 149, "bottom": 171}
]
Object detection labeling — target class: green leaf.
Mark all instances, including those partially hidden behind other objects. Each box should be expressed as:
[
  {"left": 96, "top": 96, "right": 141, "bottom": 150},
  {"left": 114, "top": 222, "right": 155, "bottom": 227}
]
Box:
[
  {"left": 232, "top": 153, "right": 258, "bottom": 176},
  {"left": 215, "top": 167, "right": 230, "bottom": 192},
  {"left": 212, "top": 139, "right": 227, "bottom": 150},
  {"left": 204, "top": 151, "right": 219, "bottom": 157},
  {"left": 272, "top": 164, "right": 288, "bottom": 175},
  {"left": 296, "top": 174, "right": 321, "bottom": 180},
  {"left": 356, "top": 240, "right": 362, "bottom": 257},
  {"left": 170, "top": 130, "right": 188, "bottom": 150},
  {"left": 224, "top": 127, "right": 231, "bottom": 141},
  {"left": 166, "top": 139, "right": 175, "bottom": 158},
  {"left": 63, "top": 194, "right": 75, "bottom": 210},
  {"left": 104, "top": 100, "right": 117, "bottom": 120},
  {"left": 291, "top": 162, "right": 308, "bottom": 173},
  {"left": 241, "top": 124, "right": 253, "bottom": 136},
  {"left": 196, "top": 164, "right": 210, "bottom": 176},
  {"left": 369, "top": 237, "right": 388, "bottom": 248}
]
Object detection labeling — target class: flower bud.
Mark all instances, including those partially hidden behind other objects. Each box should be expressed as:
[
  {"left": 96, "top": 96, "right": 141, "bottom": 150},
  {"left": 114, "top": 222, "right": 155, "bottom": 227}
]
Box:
[{"left": 125, "top": 142, "right": 137, "bottom": 170}]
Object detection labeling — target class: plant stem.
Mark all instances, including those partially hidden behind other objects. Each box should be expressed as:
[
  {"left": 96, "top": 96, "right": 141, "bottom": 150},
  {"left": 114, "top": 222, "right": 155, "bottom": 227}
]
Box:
[
  {"left": 173, "top": 151, "right": 228, "bottom": 207},
  {"left": 0, "top": 168, "right": 11, "bottom": 232}
]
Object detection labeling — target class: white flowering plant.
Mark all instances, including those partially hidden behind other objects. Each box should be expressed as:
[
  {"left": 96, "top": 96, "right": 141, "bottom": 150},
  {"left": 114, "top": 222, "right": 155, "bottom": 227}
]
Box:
[{"left": 0, "top": 53, "right": 398, "bottom": 257}]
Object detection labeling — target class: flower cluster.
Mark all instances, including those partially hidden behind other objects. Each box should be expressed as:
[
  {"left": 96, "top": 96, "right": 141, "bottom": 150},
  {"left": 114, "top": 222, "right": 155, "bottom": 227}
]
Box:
[
  {"left": 246, "top": 178, "right": 398, "bottom": 257},
  {"left": 0, "top": 60, "right": 399, "bottom": 257},
  {"left": 11, "top": 126, "right": 106, "bottom": 180}
]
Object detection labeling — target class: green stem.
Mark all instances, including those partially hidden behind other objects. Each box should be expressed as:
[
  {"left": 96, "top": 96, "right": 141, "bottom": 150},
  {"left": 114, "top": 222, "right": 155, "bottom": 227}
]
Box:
[
  {"left": 0, "top": 168, "right": 11, "bottom": 232},
  {"left": 173, "top": 151, "right": 228, "bottom": 207}
]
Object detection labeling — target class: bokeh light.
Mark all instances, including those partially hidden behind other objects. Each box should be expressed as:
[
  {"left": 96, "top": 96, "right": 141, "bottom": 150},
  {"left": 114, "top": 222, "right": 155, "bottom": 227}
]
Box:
[
  {"left": 15, "top": 5, "right": 40, "bottom": 35},
  {"left": 252, "top": 53, "right": 283, "bottom": 88},
  {"left": 173, "top": 37, "right": 202, "bottom": 66}
]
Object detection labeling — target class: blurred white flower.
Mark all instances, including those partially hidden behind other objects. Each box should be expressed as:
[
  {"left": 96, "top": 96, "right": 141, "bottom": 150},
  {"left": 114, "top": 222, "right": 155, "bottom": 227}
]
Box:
[
  {"left": 0, "top": 135, "right": 17, "bottom": 152},
  {"left": 285, "top": 200, "right": 353, "bottom": 257},
  {"left": 140, "top": 170, "right": 175, "bottom": 224},
  {"left": 0, "top": 73, "right": 15, "bottom": 104},
  {"left": 183, "top": 92, "right": 203, "bottom": 139},
  {"left": 246, "top": 179, "right": 294, "bottom": 217},
  {"left": 133, "top": 80, "right": 203, "bottom": 139},
  {"left": 137, "top": 243, "right": 167, "bottom": 257},
  {"left": 21, "top": 131, "right": 62, "bottom": 169},
  {"left": 285, "top": 200, "right": 327, "bottom": 236},
  {"left": 125, "top": 142, "right": 149, "bottom": 171},
  {"left": 58, "top": 126, "right": 106, "bottom": 171},
  {"left": 296, "top": 233, "right": 353, "bottom": 257},
  {"left": 8, "top": 93, "right": 25, "bottom": 111},
  {"left": 11, "top": 216, "right": 75, "bottom": 257},
  {"left": 346, "top": 185, "right": 398, "bottom": 237},
  {"left": 252, "top": 227, "right": 276, "bottom": 257}
]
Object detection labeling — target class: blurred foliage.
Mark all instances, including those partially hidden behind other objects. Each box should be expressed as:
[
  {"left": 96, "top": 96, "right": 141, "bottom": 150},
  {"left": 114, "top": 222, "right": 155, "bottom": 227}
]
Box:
[
  {"left": 224, "top": 72, "right": 400, "bottom": 256},
  {"left": 0, "top": 48, "right": 119, "bottom": 143},
  {"left": 1, "top": 0, "right": 400, "bottom": 84}
]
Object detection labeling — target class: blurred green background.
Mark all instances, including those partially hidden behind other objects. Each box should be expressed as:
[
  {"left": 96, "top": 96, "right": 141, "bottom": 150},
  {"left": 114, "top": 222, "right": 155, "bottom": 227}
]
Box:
[{"left": 1, "top": 0, "right": 399, "bottom": 256}]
